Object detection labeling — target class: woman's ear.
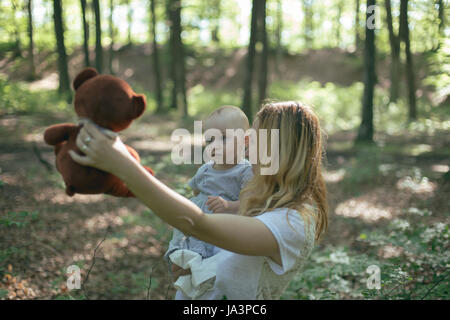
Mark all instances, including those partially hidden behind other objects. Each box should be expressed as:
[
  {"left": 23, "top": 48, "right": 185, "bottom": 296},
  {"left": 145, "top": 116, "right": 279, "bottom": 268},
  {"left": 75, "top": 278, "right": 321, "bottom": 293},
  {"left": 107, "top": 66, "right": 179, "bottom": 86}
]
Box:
[
  {"left": 73, "top": 68, "right": 98, "bottom": 90},
  {"left": 131, "top": 94, "right": 146, "bottom": 119}
]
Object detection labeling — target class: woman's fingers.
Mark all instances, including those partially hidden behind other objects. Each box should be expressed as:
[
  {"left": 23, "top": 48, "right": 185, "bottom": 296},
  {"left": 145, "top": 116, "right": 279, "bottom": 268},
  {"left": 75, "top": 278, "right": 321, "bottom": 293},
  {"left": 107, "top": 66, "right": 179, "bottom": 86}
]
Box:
[
  {"left": 77, "top": 130, "right": 92, "bottom": 147},
  {"left": 83, "top": 121, "right": 108, "bottom": 140},
  {"left": 68, "top": 150, "right": 94, "bottom": 166}
]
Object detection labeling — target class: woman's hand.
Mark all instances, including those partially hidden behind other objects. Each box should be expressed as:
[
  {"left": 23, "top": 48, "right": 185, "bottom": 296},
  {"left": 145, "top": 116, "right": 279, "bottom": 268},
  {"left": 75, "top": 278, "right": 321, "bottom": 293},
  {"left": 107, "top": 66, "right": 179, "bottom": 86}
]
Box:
[
  {"left": 171, "top": 264, "right": 191, "bottom": 282},
  {"left": 68, "top": 121, "right": 136, "bottom": 175}
]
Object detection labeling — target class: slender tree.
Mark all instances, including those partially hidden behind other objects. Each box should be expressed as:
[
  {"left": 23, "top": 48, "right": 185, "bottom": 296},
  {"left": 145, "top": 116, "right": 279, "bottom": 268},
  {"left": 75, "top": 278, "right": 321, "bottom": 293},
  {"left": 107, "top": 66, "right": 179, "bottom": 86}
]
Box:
[
  {"left": 437, "top": 0, "right": 444, "bottom": 34},
  {"left": 167, "top": 0, "right": 187, "bottom": 116},
  {"left": 108, "top": 0, "right": 115, "bottom": 74},
  {"left": 400, "top": 0, "right": 416, "bottom": 120},
  {"left": 258, "top": 0, "right": 268, "bottom": 106},
  {"left": 127, "top": 0, "right": 133, "bottom": 46},
  {"left": 356, "top": 0, "right": 376, "bottom": 143},
  {"left": 53, "top": 0, "right": 70, "bottom": 94},
  {"left": 335, "top": 0, "right": 344, "bottom": 47},
  {"left": 93, "top": 0, "right": 103, "bottom": 73},
  {"left": 150, "top": 0, "right": 164, "bottom": 113},
  {"left": 27, "top": 0, "right": 36, "bottom": 80},
  {"left": 242, "top": 0, "right": 260, "bottom": 122},
  {"left": 355, "top": 0, "right": 361, "bottom": 50},
  {"left": 210, "top": 0, "right": 221, "bottom": 43},
  {"left": 385, "top": 0, "right": 400, "bottom": 102},
  {"left": 80, "top": 0, "right": 90, "bottom": 67},
  {"left": 302, "top": 0, "right": 314, "bottom": 48},
  {"left": 275, "top": 0, "right": 283, "bottom": 75},
  {"left": 11, "top": 0, "right": 22, "bottom": 57}
]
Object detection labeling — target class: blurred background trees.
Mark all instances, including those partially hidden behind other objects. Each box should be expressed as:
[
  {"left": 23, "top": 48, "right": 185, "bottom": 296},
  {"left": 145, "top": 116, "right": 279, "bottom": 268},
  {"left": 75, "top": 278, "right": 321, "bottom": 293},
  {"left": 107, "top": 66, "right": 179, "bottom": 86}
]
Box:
[{"left": 0, "top": 0, "right": 447, "bottom": 139}]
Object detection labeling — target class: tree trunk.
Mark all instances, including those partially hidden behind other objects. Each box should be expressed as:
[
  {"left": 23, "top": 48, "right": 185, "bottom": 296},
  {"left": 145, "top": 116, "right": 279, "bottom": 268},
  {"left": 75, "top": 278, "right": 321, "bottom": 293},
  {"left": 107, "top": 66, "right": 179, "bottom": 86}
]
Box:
[
  {"left": 356, "top": 0, "right": 376, "bottom": 143},
  {"left": 242, "top": 0, "right": 259, "bottom": 123},
  {"left": 11, "top": 0, "right": 22, "bottom": 58},
  {"left": 108, "top": 0, "right": 114, "bottom": 74},
  {"left": 336, "top": 0, "right": 343, "bottom": 47},
  {"left": 27, "top": 0, "right": 36, "bottom": 80},
  {"left": 355, "top": 0, "right": 361, "bottom": 50},
  {"left": 275, "top": 0, "right": 282, "bottom": 75},
  {"left": 53, "top": 0, "right": 70, "bottom": 95},
  {"left": 258, "top": 0, "right": 268, "bottom": 107},
  {"left": 400, "top": 0, "right": 416, "bottom": 120},
  {"left": 150, "top": 0, "right": 164, "bottom": 113},
  {"left": 168, "top": 0, "right": 187, "bottom": 116},
  {"left": 437, "top": 0, "right": 444, "bottom": 34},
  {"left": 127, "top": 0, "right": 133, "bottom": 46},
  {"left": 80, "top": 0, "right": 90, "bottom": 67},
  {"left": 385, "top": 0, "right": 400, "bottom": 102},
  {"left": 93, "top": 0, "right": 103, "bottom": 73},
  {"left": 210, "top": 0, "right": 221, "bottom": 43},
  {"left": 302, "top": 0, "right": 314, "bottom": 48}
]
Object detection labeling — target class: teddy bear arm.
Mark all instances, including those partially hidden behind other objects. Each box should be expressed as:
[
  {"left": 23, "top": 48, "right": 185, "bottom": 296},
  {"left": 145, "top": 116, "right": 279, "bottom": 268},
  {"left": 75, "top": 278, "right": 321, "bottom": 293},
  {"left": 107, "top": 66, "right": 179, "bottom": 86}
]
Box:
[
  {"left": 44, "top": 123, "right": 78, "bottom": 146},
  {"left": 125, "top": 145, "right": 154, "bottom": 176}
]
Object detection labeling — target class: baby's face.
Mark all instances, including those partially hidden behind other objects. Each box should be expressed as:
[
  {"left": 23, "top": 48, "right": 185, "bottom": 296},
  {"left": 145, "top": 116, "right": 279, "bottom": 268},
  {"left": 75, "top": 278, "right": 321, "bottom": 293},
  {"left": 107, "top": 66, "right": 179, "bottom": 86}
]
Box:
[{"left": 203, "top": 116, "right": 246, "bottom": 165}]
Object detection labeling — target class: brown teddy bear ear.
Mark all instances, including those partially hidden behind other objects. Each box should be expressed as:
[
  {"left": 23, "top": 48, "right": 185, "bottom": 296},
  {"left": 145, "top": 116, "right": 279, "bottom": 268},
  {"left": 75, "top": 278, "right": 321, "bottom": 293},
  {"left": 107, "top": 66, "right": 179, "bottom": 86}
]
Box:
[
  {"left": 131, "top": 94, "right": 146, "bottom": 119},
  {"left": 73, "top": 68, "right": 98, "bottom": 90}
]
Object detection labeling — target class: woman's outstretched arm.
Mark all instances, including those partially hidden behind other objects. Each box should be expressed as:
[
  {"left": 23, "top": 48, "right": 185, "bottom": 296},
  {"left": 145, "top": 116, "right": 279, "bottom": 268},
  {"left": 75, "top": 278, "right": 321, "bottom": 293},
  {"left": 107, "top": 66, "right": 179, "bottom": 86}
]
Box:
[{"left": 69, "top": 122, "right": 281, "bottom": 264}]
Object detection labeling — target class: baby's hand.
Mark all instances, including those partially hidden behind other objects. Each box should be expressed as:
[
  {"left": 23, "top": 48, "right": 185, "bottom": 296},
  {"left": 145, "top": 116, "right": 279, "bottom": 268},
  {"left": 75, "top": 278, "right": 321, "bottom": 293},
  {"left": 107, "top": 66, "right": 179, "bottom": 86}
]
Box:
[{"left": 206, "top": 196, "right": 230, "bottom": 213}]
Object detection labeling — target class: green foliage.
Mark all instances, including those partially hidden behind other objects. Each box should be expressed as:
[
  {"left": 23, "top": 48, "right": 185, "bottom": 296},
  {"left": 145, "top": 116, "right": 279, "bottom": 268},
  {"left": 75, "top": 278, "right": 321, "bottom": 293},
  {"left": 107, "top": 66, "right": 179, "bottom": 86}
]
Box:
[
  {"left": 0, "top": 288, "right": 8, "bottom": 299},
  {"left": 0, "top": 211, "right": 39, "bottom": 228},
  {"left": 0, "top": 75, "right": 70, "bottom": 116},
  {"left": 283, "top": 208, "right": 449, "bottom": 300}
]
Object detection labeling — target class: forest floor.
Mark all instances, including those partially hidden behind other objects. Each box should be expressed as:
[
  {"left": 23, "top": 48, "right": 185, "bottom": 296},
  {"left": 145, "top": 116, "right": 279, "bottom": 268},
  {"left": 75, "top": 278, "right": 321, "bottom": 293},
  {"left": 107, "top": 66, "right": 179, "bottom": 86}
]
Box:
[{"left": 0, "top": 108, "right": 448, "bottom": 299}]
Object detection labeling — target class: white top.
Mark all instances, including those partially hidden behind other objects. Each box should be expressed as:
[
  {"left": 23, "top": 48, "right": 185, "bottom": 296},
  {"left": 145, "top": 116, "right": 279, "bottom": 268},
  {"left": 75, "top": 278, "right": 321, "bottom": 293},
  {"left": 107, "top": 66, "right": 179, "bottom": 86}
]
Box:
[{"left": 201, "top": 207, "right": 316, "bottom": 300}]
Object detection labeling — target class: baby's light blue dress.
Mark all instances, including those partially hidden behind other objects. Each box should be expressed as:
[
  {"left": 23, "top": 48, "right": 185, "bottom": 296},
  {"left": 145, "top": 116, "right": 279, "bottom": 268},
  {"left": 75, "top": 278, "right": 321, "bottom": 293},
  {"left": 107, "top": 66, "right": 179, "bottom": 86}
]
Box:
[{"left": 165, "top": 159, "right": 254, "bottom": 262}]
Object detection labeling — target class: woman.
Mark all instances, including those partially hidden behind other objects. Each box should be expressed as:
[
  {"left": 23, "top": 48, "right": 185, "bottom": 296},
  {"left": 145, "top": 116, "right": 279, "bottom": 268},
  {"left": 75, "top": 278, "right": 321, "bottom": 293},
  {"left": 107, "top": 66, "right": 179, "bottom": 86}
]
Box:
[{"left": 69, "top": 101, "right": 328, "bottom": 299}]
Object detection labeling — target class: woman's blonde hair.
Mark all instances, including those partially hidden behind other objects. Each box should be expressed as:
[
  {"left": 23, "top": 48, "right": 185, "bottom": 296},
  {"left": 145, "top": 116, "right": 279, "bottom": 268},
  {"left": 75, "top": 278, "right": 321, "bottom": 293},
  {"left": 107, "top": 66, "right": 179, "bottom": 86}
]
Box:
[{"left": 239, "top": 101, "right": 328, "bottom": 241}]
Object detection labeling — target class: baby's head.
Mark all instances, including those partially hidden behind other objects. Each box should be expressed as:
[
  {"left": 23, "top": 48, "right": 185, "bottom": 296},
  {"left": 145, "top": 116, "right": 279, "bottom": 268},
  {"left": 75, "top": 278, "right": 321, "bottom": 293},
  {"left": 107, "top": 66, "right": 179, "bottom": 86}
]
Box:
[{"left": 203, "top": 105, "right": 250, "bottom": 165}]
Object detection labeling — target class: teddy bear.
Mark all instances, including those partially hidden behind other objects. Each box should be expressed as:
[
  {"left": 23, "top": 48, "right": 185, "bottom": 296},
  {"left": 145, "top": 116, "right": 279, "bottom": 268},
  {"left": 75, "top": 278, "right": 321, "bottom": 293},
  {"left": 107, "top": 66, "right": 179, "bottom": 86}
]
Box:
[{"left": 43, "top": 67, "right": 154, "bottom": 197}]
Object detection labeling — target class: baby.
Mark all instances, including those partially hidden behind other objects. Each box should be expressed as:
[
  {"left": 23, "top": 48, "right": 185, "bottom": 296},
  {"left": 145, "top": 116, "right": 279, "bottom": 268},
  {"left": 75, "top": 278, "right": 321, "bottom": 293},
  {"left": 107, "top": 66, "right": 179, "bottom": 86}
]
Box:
[{"left": 164, "top": 105, "right": 254, "bottom": 299}]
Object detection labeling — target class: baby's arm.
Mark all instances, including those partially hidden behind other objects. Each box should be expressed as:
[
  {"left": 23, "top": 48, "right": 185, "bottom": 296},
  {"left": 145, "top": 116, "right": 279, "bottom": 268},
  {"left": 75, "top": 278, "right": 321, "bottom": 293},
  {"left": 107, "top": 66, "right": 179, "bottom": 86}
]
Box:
[{"left": 206, "top": 196, "right": 240, "bottom": 214}]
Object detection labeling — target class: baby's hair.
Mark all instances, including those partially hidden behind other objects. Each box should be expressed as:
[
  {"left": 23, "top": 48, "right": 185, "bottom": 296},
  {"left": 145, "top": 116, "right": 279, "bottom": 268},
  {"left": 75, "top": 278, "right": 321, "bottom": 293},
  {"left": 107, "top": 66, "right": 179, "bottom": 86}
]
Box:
[{"left": 206, "top": 105, "right": 250, "bottom": 130}]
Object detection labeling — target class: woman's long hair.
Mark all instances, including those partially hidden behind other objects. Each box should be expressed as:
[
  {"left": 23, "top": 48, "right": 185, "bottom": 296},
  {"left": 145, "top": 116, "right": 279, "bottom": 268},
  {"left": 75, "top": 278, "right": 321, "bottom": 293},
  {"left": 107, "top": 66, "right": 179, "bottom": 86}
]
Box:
[{"left": 239, "top": 101, "right": 328, "bottom": 241}]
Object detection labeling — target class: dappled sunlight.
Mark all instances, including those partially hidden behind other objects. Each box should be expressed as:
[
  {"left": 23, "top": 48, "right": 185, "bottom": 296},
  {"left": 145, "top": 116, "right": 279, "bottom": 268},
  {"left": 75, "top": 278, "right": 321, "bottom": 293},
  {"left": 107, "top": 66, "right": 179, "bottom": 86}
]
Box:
[
  {"left": 23, "top": 132, "right": 43, "bottom": 143},
  {"left": 323, "top": 169, "right": 346, "bottom": 183},
  {"left": 28, "top": 73, "right": 59, "bottom": 91},
  {"left": 33, "top": 187, "right": 107, "bottom": 204},
  {"left": 84, "top": 212, "right": 124, "bottom": 231},
  {"left": 132, "top": 139, "right": 174, "bottom": 153},
  {"left": 378, "top": 245, "right": 403, "bottom": 259},
  {"left": 431, "top": 164, "right": 449, "bottom": 173},
  {"left": 0, "top": 117, "right": 18, "bottom": 128},
  {"left": 0, "top": 172, "right": 21, "bottom": 185},
  {"left": 335, "top": 199, "right": 392, "bottom": 222},
  {"left": 396, "top": 176, "right": 436, "bottom": 195}
]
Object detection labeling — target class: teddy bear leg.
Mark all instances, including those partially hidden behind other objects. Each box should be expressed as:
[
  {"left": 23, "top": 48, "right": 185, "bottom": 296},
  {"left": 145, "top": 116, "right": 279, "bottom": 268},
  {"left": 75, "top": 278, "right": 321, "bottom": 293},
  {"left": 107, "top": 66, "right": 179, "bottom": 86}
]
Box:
[
  {"left": 66, "top": 185, "right": 76, "bottom": 196},
  {"left": 107, "top": 180, "right": 135, "bottom": 198},
  {"left": 143, "top": 166, "right": 154, "bottom": 176}
]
